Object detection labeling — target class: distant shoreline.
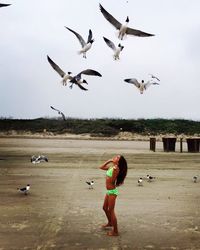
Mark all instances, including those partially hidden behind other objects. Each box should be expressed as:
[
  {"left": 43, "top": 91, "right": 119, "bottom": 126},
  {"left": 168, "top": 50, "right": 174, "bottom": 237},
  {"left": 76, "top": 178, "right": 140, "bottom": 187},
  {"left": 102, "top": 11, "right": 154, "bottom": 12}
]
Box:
[{"left": 0, "top": 130, "right": 195, "bottom": 142}]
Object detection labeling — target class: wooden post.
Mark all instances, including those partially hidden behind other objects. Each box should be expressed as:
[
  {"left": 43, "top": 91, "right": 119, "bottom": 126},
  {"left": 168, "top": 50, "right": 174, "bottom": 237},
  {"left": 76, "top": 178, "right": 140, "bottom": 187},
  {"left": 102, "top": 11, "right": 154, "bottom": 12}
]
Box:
[
  {"left": 150, "top": 137, "right": 156, "bottom": 152},
  {"left": 180, "top": 138, "right": 183, "bottom": 153}
]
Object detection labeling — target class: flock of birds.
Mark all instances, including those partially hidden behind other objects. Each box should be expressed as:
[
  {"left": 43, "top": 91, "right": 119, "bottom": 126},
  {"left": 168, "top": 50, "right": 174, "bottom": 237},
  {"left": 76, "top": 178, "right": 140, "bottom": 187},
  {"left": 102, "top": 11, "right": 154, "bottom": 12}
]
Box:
[
  {"left": 1, "top": 2, "right": 160, "bottom": 121},
  {"left": 17, "top": 173, "right": 199, "bottom": 195},
  {"left": 45, "top": 3, "right": 161, "bottom": 118}
]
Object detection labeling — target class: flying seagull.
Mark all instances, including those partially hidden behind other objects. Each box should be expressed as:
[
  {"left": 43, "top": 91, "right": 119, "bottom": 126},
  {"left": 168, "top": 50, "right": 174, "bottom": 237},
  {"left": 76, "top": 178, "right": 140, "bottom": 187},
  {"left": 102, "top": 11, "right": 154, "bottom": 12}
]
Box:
[
  {"left": 99, "top": 4, "right": 154, "bottom": 40},
  {"left": 50, "top": 106, "right": 66, "bottom": 121},
  {"left": 0, "top": 3, "right": 11, "bottom": 7},
  {"left": 17, "top": 184, "right": 30, "bottom": 195},
  {"left": 69, "top": 69, "right": 102, "bottom": 90},
  {"left": 86, "top": 181, "right": 94, "bottom": 189},
  {"left": 31, "top": 155, "right": 48, "bottom": 164},
  {"left": 65, "top": 27, "right": 94, "bottom": 58},
  {"left": 103, "top": 37, "right": 124, "bottom": 60},
  {"left": 124, "top": 78, "right": 159, "bottom": 94},
  {"left": 47, "top": 55, "right": 73, "bottom": 86},
  {"left": 149, "top": 74, "right": 160, "bottom": 82}
]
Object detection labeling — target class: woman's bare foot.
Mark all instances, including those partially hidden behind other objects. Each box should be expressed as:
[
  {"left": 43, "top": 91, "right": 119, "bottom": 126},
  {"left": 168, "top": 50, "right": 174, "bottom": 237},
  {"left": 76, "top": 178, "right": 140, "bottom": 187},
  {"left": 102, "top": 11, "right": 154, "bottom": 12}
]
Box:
[
  {"left": 101, "top": 223, "right": 112, "bottom": 229},
  {"left": 107, "top": 230, "right": 119, "bottom": 236}
]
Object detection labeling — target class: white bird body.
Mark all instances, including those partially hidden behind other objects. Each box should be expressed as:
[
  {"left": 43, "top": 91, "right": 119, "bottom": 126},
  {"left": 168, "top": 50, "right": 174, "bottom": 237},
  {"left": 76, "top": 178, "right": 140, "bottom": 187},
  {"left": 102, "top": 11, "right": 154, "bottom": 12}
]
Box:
[
  {"left": 62, "top": 73, "right": 73, "bottom": 86},
  {"left": 78, "top": 42, "right": 92, "bottom": 57},
  {"left": 124, "top": 78, "right": 159, "bottom": 94},
  {"left": 118, "top": 21, "right": 128, "bottom": 40}
]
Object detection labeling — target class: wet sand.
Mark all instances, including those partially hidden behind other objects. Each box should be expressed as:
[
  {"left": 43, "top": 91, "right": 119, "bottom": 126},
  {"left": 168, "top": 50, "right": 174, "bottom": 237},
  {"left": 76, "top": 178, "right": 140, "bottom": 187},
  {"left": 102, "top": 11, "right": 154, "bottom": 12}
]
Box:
[{"left": 0, "top": 138, "right": 200, "bottom": 250}]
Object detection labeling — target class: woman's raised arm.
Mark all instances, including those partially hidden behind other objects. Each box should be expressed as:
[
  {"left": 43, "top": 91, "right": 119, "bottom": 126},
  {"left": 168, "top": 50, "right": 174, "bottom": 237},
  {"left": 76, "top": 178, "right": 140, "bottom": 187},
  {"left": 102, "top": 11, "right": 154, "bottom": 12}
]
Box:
[{"left": 99, "top": 159, "right": 113, "bottom": 170}]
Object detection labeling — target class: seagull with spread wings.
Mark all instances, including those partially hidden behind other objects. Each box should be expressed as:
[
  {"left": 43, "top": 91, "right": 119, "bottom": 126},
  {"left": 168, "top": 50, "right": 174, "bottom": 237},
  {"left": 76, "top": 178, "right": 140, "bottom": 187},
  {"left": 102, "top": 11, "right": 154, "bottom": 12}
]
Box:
[
  {"left": 47, "top": 55, "right": 73, "bottom": 86},
  {"left": 0, "top": 3, "right": 11, "bottom": 7},
  {"left": 103, "top": 37, "right": 124, "bottom": 60},
  {"left": 65, "top": 27, "right": 94, "bottom": 58},
  {"left": 69, "top": 69, "right": 102, "bottom": 90},
  {"left": 99, "top": 4, "right": 154, "bottom": 40},
  {"left": 124, "top": 78, "right": 159, "bottom": 94},
  {"left": 50, "top": 106, "right": 66, "bottom": 121}
]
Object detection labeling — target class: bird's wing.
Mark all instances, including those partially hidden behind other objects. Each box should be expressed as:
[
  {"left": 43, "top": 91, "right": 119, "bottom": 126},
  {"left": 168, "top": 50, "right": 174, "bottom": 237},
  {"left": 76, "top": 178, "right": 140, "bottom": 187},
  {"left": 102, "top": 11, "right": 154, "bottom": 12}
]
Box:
[
  {"left": 47, "top": 56, "right": 66, "bottom": 78},
  {"left": 103, "top": 37, "right": 116, "bottom": 50},
  {"left": 31, "top": 155, "right": 37, "bottom": 162},
  {"left": 77, "top": 83, "right": 88, "bottom": 91},
  {"left": 99, "top": 4, "right": 122, "bottom": 30},
  {"left": 20, "top": 187, "right": 26, "bottom": 192},
  {"left": 65, "top": 27, "right": 86, "bottom": 47},
  {"left": 144, "top": 80, "right": 159, "bottom": 89},
  {"left": 126, "top": 27, "right": 155, "bottom": 37},
  {"left": 0, "top": 3, "right": 11, "bottom": 7},
  {"left": 87, "top": 29, "right": 93, "bottom": 43},
  {"left": 79, "top": 69, "right": 102, "bottom": 77},
  {"left": 124, "top": 78, "right": 140, "bottom": 88},
  {"left": 149, "top": 74, "right": 160, "bottom": 81},
  {"left": 60, "top": 112, "right": 66, "bottom": 121},
  {"left": 50, "top": 106, "right": 60, "bottom": 112},
  {"left": 38, "top": 155, "right": 48, "bottom": 162}
]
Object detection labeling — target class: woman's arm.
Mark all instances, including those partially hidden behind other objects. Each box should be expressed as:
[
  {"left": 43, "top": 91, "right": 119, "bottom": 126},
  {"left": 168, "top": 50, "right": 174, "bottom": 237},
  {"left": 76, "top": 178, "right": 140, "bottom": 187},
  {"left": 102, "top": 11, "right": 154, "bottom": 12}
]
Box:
[{"left": 99, "top": 159, "right": 113, "bottom": 170}]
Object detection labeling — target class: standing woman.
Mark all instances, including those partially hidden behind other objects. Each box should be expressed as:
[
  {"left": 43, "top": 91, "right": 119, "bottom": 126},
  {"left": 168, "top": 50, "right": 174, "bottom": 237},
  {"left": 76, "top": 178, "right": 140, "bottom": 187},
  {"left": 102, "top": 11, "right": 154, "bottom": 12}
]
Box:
[{"left": 100, "top": 155, "right": 128, "bottom": 236}]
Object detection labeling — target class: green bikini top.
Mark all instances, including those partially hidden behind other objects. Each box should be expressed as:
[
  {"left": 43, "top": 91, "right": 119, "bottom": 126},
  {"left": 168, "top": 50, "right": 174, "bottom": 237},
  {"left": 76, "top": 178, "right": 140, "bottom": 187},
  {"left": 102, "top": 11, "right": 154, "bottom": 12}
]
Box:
[{"left": 106, "top": 167, "right": 114, "bottom": 177}]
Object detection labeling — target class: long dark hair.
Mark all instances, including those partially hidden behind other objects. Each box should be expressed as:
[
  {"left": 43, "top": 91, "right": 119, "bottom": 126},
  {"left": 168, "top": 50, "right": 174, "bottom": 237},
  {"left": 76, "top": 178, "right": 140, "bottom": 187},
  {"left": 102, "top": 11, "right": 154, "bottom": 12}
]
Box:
[{"left": 116, "top": 155, "right": 128, "bottom": 186}]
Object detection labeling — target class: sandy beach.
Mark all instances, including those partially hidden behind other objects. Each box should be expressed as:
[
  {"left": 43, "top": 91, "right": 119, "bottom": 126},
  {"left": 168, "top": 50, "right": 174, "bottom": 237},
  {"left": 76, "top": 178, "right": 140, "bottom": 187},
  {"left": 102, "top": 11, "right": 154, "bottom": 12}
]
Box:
[{"left": 0, "top": 137, "right": 200, "bottom": 250}]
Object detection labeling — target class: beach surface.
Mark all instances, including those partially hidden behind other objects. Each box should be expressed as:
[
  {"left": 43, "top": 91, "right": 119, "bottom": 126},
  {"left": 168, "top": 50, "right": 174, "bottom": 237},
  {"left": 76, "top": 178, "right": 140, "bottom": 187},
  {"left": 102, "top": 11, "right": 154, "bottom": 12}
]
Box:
[{"left": 0, "top": 137, "right": 200, "bottom": 250}]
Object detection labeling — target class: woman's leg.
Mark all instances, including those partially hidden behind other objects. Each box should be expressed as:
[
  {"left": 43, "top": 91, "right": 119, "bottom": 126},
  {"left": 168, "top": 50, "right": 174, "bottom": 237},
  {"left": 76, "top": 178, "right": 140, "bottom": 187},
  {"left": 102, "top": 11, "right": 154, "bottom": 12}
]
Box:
[
  {"left": 107, "top": 195, "right": 118, "bottom": 236},
  {"left": 102, "top": 194, "right": 112, "bottom": 227}
]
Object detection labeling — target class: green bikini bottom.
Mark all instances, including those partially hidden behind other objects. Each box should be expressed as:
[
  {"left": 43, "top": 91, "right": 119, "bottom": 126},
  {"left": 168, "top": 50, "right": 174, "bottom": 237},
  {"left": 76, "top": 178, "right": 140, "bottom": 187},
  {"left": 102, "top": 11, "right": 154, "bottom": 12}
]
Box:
[{"left": 107, "top": 188, "right": 119, "bottom": 196}]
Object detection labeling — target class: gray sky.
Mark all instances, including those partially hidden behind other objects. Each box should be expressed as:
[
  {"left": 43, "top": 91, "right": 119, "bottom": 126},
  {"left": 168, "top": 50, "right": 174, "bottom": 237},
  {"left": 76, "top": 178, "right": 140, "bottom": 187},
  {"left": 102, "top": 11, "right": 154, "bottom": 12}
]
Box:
[{"left": 0, "top": 0, "right": 200, "bottom": 120}]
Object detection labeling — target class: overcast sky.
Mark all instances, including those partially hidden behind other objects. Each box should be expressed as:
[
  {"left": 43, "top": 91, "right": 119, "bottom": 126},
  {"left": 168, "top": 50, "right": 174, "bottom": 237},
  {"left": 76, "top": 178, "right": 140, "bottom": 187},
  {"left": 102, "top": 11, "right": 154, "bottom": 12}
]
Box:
[{"left": 0, "top": 0, "right": 199, "bottom": 120}]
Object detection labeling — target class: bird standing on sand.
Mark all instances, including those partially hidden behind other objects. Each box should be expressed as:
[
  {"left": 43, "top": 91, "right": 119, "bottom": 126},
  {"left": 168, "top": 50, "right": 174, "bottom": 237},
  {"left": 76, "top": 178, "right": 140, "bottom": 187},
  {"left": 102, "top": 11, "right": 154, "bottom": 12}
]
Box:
[
  {"left": 193, "top": 175, "right": 198, "bottom": 183},
  {"left": 124, "top": 78, "right": 159, "bottom": 94},
  {"left": 99, "top": 4, "right": 154, "bottom": 40},
  {"left": 17, "top": 184, "right": 30, "bottom": 195},
  {"left": 31, "top": 155, "right": 48, "bottom": 164},
  {"left": 50, "top": 106, "right": 66, "bottom": 121},
  {"left": 103, "top": 37, "right": 124, "bottom": 60},
  {"left": 147, "top": 175, "right": 155, "bottom": 182},
  {"left": 65, "top": 27, "right": 94, "bottom": 58},
  {"left": 138, "top": 177, "right": 143, "bottom": 186},
  {"left": 86, "top": 181, "right": 94, "bottom": 189}
]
